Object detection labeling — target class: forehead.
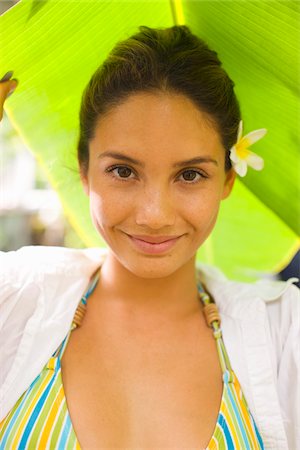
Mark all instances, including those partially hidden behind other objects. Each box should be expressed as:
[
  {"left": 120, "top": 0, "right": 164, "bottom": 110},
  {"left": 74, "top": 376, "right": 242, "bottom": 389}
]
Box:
[{"left": 90, "top": 92, "right": 224, "bottom": 162}]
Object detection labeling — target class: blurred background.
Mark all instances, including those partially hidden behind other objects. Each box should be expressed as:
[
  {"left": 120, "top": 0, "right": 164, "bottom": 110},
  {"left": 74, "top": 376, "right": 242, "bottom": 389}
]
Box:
[
  {"left": 0, "top": 0, "right": 85, "bottom": 250},
  {"left": 1, "top": 0, "right": 299, "bottom": 285},
  {"left": 0, "top": 110, "right": 85, "bottom": 250}
]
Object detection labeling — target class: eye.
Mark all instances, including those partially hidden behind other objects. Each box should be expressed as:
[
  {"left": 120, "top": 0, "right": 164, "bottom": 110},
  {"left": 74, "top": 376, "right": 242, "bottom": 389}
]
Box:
[
  {"left": 105, "top": 165, "right": 135, "bottom": 181},
  {"left": 178, "top": 169, "right": 208, "bottom": 184}
]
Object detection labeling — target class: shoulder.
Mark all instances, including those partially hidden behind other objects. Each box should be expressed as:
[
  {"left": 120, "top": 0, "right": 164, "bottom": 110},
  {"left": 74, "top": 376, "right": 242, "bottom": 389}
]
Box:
[
  {"left": 0, "top": 245, "right": 107, "bottom": 334},
  {"left": 0, "top": 245, "right": 106, "bottom": 322},
  {"left": 0, "top": 245, "right": 107, "bottom": 421},
  {"left": 198, "top": 263, "right": 299, "bottom": 447},
  {"left": 197, "top": 260, "right": 299, "bottom": 319},
  {"left": 254, "top": 278, "right": 299, "bottom": 349},
  {"left": 197, "top": 261, "right": 299, "bottom": 384},
  {"left": 0, "top": 245, "right": 106, "bottom": 284}
]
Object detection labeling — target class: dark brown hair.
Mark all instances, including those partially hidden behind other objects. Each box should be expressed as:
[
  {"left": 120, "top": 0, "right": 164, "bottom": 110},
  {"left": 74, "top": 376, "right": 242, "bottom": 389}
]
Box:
[{"left": 77, "top": 25, "right": 241, "bottom": 175}]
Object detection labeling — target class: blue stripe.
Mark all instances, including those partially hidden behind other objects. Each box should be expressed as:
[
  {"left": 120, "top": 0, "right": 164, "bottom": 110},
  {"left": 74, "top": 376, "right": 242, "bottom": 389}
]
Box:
[
  {"left": 18, "top": 371, "right": 57, "bottom": 448},
  {"left": 219, "top": 412, "right": 234, "bottom": 448},
  {"left": 57, "top": 412, "right": 72, "bottom": 449}
]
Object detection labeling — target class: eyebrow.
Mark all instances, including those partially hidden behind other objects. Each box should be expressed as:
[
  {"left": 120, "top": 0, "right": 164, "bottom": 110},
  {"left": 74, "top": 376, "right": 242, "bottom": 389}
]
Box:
[{"left": 97, "top": 151, "right": 218, "bottom": 168}]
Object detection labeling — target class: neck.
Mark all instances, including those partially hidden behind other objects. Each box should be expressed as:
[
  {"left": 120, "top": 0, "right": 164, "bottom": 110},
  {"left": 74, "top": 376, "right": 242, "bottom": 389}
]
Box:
[{"left": 96, "top": 250, "right": 201, "bottom": 321}]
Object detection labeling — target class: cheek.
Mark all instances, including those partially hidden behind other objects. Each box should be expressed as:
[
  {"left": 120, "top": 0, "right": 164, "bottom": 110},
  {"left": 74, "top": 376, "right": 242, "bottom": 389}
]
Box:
[
  {"left": 182, "top": 189, "right": 222, "bottom": 243},
  {"left": 88, "top": 187, "right": 128, "bottom": 227},
  {"left": 184, "top": 187, "right": 221, "bottom": 219}
]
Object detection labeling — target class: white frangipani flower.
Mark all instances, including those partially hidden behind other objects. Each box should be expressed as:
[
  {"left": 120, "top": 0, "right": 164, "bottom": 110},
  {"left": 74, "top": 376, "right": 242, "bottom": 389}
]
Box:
[{"left": 230, "top": 120, "right": 267, "bottom": 177}]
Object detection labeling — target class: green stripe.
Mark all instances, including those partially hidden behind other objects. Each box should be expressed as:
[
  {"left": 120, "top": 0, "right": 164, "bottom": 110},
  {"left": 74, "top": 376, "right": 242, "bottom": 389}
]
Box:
[
  {"left": 67, "top": 423, "right": 77, "bottom": 450},
  {"left": 214, "top": 422, "right": 226, "bottom": 449},
  {"left": 219, "top": 338, "right": 233, "bottom": 372}
]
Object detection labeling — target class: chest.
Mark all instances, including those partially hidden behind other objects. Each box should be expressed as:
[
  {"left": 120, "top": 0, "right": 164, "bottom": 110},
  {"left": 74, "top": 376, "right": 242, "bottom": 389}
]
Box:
[{"left": 60, "top": 313, "right": 223, "bottom": 449}]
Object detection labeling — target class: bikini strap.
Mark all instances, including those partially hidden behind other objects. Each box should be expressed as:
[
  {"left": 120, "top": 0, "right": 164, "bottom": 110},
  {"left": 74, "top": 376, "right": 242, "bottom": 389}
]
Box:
[
  {"left": 54, "top": 267, "right": 101, "bottom": 359},
  {"left": 197, "top": 277, "right": 233, "bottom": 375},
  {"left": 72, "top": 267, "right": 101, "bottom": 328},
  {"left": 72, "top": 268, "right": 100, "bottom": 330}
]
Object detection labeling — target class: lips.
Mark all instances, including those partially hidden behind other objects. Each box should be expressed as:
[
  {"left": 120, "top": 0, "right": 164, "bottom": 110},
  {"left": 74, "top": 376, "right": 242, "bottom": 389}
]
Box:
[
  {"left": 126, "top": 233, "right": 182, "bottom": 255},
  {"left": 127, "top": 234, "right": 181, "bottom": 244}
]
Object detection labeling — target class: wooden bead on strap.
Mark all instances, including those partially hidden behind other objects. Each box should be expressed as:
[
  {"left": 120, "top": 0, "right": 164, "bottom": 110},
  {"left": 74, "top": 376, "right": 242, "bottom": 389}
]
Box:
[
  {"left": 203, "top": 303, "right": 221, "bottom": 327},
  {"left": 73, "top": 301, "right": 86, "bottom": 327}
]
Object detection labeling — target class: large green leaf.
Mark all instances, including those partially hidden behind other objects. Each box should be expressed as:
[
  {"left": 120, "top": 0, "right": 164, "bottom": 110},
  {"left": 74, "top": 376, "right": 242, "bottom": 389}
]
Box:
[{"left": 1, "top": 0, "right": 299, "bottom": 280}]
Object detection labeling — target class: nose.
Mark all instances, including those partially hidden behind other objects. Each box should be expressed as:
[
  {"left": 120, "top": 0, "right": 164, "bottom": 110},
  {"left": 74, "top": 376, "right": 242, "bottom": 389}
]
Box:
[{"left": 135, "top": 185, "right": 176, "bottom": 229}]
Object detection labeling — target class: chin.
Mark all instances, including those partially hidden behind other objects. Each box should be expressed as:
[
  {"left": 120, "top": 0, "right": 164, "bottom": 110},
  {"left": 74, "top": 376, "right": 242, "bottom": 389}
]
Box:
[
  {"left": 114, "top": 248, "right": 194, "bottom": 280},
  {"left": 125, "top": 263, "right": 181, "bottom": 280}
]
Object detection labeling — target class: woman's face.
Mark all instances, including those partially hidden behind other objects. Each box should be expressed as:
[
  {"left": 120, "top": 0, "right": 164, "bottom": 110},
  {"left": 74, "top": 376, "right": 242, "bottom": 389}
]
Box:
[{"left": 83, "top": 92, "right": 235, "bottom": 278}]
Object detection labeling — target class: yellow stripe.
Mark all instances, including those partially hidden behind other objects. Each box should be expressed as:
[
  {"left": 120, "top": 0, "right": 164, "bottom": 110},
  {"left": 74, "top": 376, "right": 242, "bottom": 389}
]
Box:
[
  {"left": 207, "top": 434, "right": 218, "bottom": 450},
  {"left": 46, "top": 356, "right": 56, "bottom": 371},
  {"left": 48, "top": 393, "right": 67, "bottom": 449},
  {"left": 10, "top": 370, "right": 54, "bottom": 448},
  {"left": 37, "top": 383, "right": 64, "bottom": 449}
]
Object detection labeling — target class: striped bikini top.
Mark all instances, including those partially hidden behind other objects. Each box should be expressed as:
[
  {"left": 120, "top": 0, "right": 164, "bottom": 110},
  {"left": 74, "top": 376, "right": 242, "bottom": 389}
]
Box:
[{"left": 0, "top": 268, "right": 264, "bottom": 450}]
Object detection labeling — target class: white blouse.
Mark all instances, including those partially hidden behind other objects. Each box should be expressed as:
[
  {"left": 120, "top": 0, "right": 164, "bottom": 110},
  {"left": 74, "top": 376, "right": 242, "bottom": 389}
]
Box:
[{"left": 0, "top": 245, "right": 299, "bottom": 449}]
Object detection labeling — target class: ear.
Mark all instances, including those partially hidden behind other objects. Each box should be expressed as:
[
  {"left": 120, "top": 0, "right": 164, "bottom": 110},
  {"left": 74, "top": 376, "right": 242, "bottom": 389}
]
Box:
[
  {"left": 221, "top": 168, "right": 236, "bottom": 200},
  {"left": 80, "top": 170, "right": 90, "bottom": 196}
]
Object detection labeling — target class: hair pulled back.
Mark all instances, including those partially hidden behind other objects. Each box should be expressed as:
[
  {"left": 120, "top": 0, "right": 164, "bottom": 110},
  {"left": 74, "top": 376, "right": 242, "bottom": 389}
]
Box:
[{"left": 77, "top": 25, "right": 241, "bottom": 175}]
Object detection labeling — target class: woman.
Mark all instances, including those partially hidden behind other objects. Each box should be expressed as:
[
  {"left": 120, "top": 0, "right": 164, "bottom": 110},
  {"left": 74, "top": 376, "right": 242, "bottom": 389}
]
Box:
[{"left": 0, "top": 25, "right": 299, "bottom": 450}]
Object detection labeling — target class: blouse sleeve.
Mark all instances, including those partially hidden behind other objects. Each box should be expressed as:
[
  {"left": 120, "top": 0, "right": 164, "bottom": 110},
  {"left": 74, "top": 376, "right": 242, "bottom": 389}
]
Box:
[
  {"left": 0, "top": 249, "right": 41, "bottom": 393},
  {"left": 265, "top": 282, "right": 300, "bottom": 449}
]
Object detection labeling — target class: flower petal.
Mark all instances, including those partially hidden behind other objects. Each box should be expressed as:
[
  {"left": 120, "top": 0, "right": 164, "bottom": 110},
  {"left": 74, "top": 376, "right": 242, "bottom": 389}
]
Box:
[
  {"left": 233, "top": 160, "right": 248, "bottom": 177},
  {"left": 245, "top": 152, "right": 264, "bottom": 171},
  {"left": 241, "top": 128, "right": 267, "bottom": 147},
  {"left": 229, "top": 145, "right": 239, "bottom": 163},
  {"left": 237, "top": 120, "right": 243, "bottom": 142}
]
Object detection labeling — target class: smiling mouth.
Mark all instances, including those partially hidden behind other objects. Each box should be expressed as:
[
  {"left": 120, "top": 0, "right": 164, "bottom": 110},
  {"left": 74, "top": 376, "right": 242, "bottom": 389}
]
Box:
[
  {"left": 124, "top": 232, "right": 182, "bottom": 255},
  {"left": 127, "top": 234, "right": 182, "bottom": 244}
]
